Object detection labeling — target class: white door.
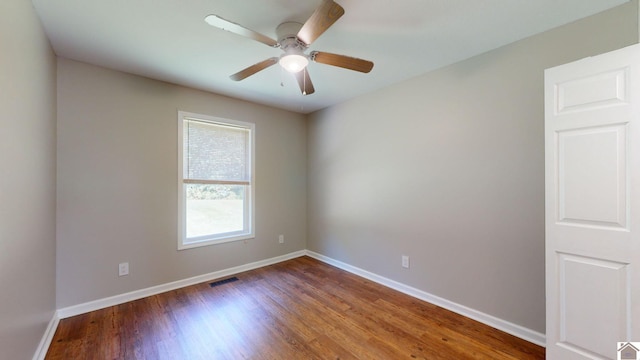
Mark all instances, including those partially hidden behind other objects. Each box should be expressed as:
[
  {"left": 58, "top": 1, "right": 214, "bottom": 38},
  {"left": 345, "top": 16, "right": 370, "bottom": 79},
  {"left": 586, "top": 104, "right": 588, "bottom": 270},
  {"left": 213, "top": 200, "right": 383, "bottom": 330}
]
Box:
[{"left": 546, "top": 43, "right": 640, "bottom": 360}]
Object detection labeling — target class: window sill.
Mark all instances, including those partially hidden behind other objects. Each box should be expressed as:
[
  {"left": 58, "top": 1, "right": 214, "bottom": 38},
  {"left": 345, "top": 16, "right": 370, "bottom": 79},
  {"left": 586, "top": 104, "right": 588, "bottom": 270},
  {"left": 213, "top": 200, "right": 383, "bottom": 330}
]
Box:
[{"left": 178, "top": 233, "right": 255, "bottom": 250}]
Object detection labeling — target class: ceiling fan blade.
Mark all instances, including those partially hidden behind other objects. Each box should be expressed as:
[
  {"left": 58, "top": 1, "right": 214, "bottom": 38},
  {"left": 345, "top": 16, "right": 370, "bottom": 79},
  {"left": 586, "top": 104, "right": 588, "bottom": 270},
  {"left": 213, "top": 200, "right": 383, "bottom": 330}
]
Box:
[
  {"left": 294, "top": 68, "right": 315, "bottom": 95},
  {"left": 205, "top": 15, "right": 278, "bottom": 47},
  {"left": 310, "top": 51, "right": 374, "bottom": 73},
  {"left": 230, "top": 57, "right": 279, "bottom": 81},
  {"left": 296, "top": 0, "right": 345, "bottom": 46}
]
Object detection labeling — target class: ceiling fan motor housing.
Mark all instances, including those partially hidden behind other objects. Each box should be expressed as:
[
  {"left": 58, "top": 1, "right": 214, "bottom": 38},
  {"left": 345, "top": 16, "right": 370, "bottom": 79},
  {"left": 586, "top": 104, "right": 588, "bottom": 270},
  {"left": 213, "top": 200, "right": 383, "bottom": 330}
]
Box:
[{"left": 276, "top": 22, "right": 307, "bottom": 54}]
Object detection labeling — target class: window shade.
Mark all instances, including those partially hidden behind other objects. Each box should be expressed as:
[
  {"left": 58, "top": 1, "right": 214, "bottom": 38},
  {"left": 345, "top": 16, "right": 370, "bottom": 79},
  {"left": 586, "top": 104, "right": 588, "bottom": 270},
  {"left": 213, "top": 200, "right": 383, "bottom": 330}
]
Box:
[{"left": 183, "top": 119, "right": 249, "bottom": 182}]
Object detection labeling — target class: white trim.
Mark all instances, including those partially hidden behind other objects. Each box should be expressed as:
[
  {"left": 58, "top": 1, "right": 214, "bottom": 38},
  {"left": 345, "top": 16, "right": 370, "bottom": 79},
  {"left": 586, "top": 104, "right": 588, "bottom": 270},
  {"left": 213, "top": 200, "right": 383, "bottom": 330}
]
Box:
[
  {"left": 304, "top": 250, "right": 546, "bottom": 347},
  {"left": 177, "top": 110, "right": 256, "bottom": 250},
  {"left": 57, "top": 250, "right": 306, "bottom": 319},
  {"left": 32, "top": 311, "right": 60, "bottom": 360},
  {"left": 47, "top": 248, "right": 544, "bottom": 355}
]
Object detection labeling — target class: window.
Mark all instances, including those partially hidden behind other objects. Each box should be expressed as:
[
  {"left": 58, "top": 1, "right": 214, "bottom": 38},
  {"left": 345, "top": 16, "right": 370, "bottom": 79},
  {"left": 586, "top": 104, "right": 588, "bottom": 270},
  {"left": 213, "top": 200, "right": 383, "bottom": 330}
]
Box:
[{"left": 178, "top": 111, "right": 255, "bottom": 249}]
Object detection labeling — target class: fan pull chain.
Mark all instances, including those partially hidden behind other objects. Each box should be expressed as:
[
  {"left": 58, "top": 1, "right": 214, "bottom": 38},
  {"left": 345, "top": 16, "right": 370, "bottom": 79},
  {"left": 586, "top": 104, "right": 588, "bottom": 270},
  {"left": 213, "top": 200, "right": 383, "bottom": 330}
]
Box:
[
  {"left": 280, "top": 66, "right": 284, "bottom": 87},
  {"left": 302, "top": 68, "right": 307, "bottom": 96}
]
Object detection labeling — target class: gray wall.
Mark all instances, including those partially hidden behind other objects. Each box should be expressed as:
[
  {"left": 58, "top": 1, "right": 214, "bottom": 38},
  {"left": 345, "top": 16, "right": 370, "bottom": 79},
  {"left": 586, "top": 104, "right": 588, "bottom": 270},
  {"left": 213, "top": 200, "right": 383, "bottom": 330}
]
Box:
[
  {"left": 56, "top": 59, "right": 307, "bottom": 307},
  {"left": 307, "top": 2, "right": 638, "bottom": 334},
  {"left": 0, "top": 0, "right": 57, "bottom": 358}
]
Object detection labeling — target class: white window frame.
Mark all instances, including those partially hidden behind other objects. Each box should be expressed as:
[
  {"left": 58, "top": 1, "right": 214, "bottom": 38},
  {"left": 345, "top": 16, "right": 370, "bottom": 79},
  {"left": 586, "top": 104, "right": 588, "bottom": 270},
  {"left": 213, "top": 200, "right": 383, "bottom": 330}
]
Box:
[{"left": 177, "top": 111, "right": 255, "bottom": 250}]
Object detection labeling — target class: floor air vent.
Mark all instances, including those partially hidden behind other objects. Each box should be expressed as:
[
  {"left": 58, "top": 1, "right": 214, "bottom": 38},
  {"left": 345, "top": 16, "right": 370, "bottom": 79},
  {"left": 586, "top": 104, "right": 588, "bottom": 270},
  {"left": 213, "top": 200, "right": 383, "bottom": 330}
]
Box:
[{"left": 209, "top": 277, "right": 239, "bottom": 288}]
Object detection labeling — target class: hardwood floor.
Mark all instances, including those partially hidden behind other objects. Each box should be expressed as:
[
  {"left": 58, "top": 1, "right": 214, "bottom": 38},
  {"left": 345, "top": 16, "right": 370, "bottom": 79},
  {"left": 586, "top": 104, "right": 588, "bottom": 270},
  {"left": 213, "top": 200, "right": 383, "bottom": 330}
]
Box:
[{"left": 46, "top": 256, "right": 544, "bottom": 359}]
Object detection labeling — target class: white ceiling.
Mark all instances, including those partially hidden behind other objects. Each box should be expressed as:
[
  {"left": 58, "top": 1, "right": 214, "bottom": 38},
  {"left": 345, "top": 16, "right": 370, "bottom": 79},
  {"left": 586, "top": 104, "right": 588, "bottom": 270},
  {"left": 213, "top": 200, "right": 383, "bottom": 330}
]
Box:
[{"left": 32, "top": 0, "right": 628, "bottom": 114}]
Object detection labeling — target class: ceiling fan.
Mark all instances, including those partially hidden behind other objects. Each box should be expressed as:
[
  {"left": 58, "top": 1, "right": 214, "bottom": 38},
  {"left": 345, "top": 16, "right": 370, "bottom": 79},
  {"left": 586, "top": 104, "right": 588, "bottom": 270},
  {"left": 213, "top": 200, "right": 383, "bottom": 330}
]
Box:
[{"left": 204, "top": 0, "right": 374, "bottom": 95}]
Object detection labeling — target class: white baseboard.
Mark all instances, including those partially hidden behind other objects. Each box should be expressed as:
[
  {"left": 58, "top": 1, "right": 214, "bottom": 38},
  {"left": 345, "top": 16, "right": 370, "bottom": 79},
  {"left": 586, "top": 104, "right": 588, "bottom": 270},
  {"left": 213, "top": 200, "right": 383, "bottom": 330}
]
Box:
[
  {"left": 44, "top": 248, "right": 544, "bottom": 359},
  {"left": 57, "top": 250, "right": 306, "bottom": 319},
  {"left": 32, "top": 311, "right": 60, "bottom": 360},
  {"left": 305, "top": 250, "right": 546, "bottom": 347}
]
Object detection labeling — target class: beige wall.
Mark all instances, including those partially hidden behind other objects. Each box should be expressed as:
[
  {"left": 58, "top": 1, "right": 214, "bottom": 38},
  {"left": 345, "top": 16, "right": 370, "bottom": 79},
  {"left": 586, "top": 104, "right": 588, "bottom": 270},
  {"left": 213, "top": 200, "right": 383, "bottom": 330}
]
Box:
[
  {"left": 0, "top": 0, "right": 57, "bottom": 358},
  {"left": 56, "top": 59, "right": 307, "bottom": 307},
  {"left": 307, "top": 2, "right": 638, "bottom": 334}
]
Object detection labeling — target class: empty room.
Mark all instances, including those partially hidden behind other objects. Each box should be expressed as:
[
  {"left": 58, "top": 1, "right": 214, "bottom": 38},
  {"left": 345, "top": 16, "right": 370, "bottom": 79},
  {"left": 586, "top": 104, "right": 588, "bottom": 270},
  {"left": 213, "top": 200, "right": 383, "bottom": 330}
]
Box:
[{"left": 2, "top": 0, "right": 639, "bottom": 359}]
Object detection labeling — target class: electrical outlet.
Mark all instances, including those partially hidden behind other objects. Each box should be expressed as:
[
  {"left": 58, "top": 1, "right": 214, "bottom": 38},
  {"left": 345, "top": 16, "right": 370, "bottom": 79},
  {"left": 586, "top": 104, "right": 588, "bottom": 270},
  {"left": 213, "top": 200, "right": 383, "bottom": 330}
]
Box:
[
  {"left": 119, "top": 262, "right": 129, "bottom": 276},
  {"left": 278, "top": 235, "right": 284, "bottom": 244},
  {"left": 402, "top": 255, "right": 409, "bottom": 269}
]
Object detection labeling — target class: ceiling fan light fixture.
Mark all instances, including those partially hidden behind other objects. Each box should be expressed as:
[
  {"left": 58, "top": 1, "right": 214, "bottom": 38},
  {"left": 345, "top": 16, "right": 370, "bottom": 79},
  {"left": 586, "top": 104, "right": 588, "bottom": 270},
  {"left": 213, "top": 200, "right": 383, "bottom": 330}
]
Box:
[{"left": 279, "top": 54, "right": 308, "bottom": 73}]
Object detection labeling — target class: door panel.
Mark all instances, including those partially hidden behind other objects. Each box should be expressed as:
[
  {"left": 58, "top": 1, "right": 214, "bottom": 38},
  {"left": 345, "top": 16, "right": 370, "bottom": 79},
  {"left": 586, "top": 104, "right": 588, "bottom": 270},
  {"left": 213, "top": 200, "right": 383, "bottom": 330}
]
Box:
[
  {"left": 556, "top": 67, "right": 627, "bottom": 114},
  {"left": 557, "top": 125, "right": 627, "bottom": 228},
  {"left": 558, "top": 254, "right": 629, "bottom": 358}
]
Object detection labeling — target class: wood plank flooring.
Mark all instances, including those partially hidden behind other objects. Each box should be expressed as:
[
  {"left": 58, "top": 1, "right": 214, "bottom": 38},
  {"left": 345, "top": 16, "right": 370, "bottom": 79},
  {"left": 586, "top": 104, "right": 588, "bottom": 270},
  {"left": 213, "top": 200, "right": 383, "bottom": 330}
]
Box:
[{"left": 46, "top": 256, "right": 544, "bottom": 359}]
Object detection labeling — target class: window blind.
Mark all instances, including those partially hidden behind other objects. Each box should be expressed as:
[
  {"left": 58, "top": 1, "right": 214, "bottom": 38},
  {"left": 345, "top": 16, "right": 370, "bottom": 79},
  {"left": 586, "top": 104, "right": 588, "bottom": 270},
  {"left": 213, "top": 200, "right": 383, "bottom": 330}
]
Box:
[{"left": 183, "top": 119, "right": 250, "bottom": 185}]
